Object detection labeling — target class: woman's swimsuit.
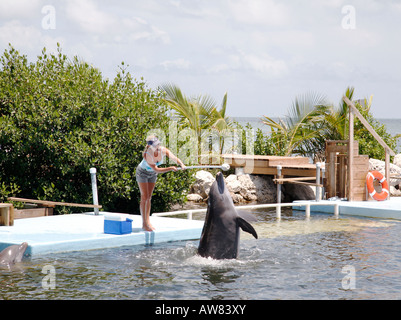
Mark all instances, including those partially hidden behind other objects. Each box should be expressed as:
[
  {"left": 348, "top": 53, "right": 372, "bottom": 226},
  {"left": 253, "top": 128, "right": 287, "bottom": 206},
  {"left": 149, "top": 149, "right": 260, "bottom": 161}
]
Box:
[
  {"left": 136, "top": 151, "right": 164, "bottom": 183},
  {"left": 139, "top": 156, "right": 163, "bottom": 172}
]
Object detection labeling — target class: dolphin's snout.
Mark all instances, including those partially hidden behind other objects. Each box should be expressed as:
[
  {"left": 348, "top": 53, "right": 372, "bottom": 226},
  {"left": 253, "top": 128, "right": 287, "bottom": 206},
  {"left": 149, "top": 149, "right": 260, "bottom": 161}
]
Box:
[{"left": 216, "top": 172, "right": 225, "bottom": 194}]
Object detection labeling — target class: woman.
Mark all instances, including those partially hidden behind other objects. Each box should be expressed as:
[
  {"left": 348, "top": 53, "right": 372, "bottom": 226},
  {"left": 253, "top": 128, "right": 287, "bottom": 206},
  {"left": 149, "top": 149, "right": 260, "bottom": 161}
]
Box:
[{"left": 136, "top": 135, "right": 186, "bottom": 231}]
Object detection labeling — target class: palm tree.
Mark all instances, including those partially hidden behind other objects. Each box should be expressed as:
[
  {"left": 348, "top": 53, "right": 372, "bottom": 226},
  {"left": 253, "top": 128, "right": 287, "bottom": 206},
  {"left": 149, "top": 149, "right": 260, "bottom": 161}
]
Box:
[
  {"left": 210, "top": 92, "right": 235, "bottom": 154},
  {"left": 262, "top": 92, "right": 329, "bottom": 157},
  {"left": 261, "top": 86, "right": 398, "bottom": 161},
  {"left": 320, "top": 86, "right": 354, "bottom": 142},
  {"left": 160, "top": 83, "right": 233, "bottom": 163}
]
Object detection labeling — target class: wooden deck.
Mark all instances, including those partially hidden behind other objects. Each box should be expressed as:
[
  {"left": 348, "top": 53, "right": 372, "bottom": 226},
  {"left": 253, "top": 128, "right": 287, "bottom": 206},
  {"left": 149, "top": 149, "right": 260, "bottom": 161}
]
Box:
[{"left": 222, "top": 154, "right": 322, "bottom": 178}]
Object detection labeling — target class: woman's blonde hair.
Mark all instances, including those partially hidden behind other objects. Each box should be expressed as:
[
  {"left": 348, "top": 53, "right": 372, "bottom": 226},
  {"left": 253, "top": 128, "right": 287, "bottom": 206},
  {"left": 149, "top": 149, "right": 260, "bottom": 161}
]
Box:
[{"left": 143, "top": 135, "right": 161, "bottom": 156}]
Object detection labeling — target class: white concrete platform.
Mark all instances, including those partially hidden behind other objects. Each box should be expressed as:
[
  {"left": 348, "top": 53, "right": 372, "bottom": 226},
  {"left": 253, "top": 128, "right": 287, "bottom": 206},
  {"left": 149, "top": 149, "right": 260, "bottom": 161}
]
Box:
[
  {"left": 294, "top": 197, "right": 401, "bottom": 220},
  {"left": 0, "top": 213, "right": 204, "bottom": 257}
]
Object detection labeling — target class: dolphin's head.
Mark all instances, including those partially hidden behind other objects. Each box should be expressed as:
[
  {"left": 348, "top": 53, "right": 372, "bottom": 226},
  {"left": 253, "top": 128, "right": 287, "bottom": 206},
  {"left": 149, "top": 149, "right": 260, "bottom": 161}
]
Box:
[
  {"left": 216, "top": 171, "right": 225, "bottom": 194},
  {"left": 209, "top": 171, "right": 225, "bottom": 195},
  {"left": 15, "top": 242, "right": 28, "bottom": 262},
  {"left": 208, "top": 172, "right": 230, "bottom": 208}
]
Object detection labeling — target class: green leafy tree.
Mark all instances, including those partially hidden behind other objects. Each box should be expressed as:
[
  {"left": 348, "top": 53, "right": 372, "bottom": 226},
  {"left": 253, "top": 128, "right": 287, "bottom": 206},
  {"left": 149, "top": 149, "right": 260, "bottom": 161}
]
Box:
[{"left": 0, "top": 45, "right": 193, "bottom": 213}]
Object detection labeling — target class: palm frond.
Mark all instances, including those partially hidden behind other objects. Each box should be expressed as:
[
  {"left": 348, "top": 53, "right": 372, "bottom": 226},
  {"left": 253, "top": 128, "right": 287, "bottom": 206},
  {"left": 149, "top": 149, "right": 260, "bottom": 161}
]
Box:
[
  {"left": 160, "top": 83, "right": 234, "bottom": 161},
  {"left": 261, "top": 116, "right": 285, "bottom": 131}
]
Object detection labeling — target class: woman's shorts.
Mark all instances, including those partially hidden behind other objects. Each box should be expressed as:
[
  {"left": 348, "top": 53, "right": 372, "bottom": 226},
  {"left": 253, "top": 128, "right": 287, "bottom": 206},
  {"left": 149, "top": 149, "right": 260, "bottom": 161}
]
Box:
[{"left": 136, "top": 165, "right": 158, "bottom": 183}]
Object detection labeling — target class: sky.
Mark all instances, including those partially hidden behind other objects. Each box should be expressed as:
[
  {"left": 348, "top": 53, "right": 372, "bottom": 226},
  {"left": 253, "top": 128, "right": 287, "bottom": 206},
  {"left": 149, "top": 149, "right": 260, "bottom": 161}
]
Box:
[{"left": 1, "top": 0, "right": 401, "bottom": 118}]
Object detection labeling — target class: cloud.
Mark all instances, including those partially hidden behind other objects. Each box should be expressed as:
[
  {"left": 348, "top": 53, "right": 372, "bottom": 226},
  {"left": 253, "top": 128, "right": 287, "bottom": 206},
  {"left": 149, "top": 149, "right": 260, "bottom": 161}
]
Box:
[
  {"left": 0, "top": 21, "right": 40, "bottom": 49},
  {"left": 0, "top": 0, "right": 41, "bottom": 19},
  {"left": 0, "top": 20, "right": 64, "bottom": 52},
  {"left": 65, "top": 0, "right": 116, "bottom": 34},
  {"left": 1, "top": 0, "right": 401, "bottom": 118},
  {"left": 123, "top": 17, "right": 170, "bottom": 44},
  {"left": 0, "top": 19, "right": 66, "bottom": 60},
  {"left": 169, "top": 0, "right": 218, "bottom": 19},
  {"left": 65, "top": 0, "right": 170, "bottom": 44},
  {"left": 242, "top": 52, "right": 288, "bottom": 75},
  {"left": 160, "top": 58, "right": 191, "bottom": 71},
  {"left": 208, "top": 50, "right": 288, "bottom": 78},
  {"left": 227, "top": 0, "right": 290, "bottom": 26}
]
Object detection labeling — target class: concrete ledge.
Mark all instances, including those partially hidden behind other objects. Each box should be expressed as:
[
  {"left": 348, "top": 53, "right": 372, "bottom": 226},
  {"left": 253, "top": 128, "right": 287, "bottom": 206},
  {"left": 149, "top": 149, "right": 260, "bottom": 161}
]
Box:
[
  {"left": 0, "top": 213, "right": 203, "bottom": 257},
  {"left": 293, "top": 197, "right": 401, "bottom": 220}
]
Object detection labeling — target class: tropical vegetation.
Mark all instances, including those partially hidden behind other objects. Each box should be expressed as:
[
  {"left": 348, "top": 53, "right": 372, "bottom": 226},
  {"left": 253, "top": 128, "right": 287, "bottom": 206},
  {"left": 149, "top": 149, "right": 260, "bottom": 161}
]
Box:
[
  {"left": 0, "top": 44, "right": 193, "bottom": 213},
  {"left": 261, "top": 87, "right": 398, "bottom": 161},
  {"left": 160, "top": 83, "right": 234, "bottom": 163}
]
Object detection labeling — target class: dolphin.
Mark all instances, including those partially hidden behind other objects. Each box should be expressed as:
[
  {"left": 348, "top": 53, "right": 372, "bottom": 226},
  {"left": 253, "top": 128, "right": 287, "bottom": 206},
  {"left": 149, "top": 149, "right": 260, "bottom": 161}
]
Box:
[
  {"left": 198, "top": 172, "right": 258, "bottom": 259},
  {"left": 0, "top": 242, "right": 28, "bottom": 267}
]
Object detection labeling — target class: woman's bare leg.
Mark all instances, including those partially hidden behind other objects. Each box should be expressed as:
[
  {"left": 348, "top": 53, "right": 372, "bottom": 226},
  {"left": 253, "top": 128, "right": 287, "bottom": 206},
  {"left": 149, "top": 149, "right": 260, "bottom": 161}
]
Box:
[{"left": 138, "top": 182, "right": 156, "bottom": 231}]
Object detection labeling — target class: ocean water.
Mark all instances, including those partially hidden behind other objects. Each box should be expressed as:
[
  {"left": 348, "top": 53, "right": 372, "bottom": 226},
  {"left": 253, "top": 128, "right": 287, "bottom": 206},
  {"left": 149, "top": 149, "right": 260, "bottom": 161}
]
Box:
[{"left": 2, "top": 209, "right": 401, "bottom": 300}]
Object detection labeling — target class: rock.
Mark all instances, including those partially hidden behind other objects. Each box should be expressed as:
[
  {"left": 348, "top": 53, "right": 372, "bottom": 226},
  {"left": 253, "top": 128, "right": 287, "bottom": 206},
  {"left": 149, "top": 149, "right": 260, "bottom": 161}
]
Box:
[
  {"left": 369, "top": 158, "right": 401, "bottom": 177},
  {"left": 190, "top": 170, "right": 215, "bottom": 198},
  {"left": 369, "top": 158, "right": 401, "bottom": 187},
  {"left": 394, "top": 154, "right": 401, "bottom": 168},
  {"left": 225, "top": 174, "right": 242, "bottom": 194},
  {"left": 238, "top": 174, "right": 257, "bottom": 201},
  {"left": 230, "top": 192, "right": 244, "bottom": 204},
  {"left": 249, "top": 175, "right": 278, "bottom": 203},
  {"left": 187, "top": 171, "right": 276, "bottom": 203},
  {"left": 186, "top": 194, "right": 203, "bottom": 202},
  {"left": 282, "top": 184, "right": 315, "bottom": 202},
  {"left": 187, "top": 170, "right": 316, "bottom": 204},
  {"left": 390, "top": 186, "right": 401, "bottom": 197}
]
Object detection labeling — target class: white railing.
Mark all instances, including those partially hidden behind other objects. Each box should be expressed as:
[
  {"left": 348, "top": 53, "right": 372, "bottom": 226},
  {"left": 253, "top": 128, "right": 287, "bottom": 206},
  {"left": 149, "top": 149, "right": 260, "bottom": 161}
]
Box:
[
  {"left": 153, "top": 201, "right": 340, "bottom": 220},
  {"left": 153, "top": 208, "right": 206, "bottom": 220}
]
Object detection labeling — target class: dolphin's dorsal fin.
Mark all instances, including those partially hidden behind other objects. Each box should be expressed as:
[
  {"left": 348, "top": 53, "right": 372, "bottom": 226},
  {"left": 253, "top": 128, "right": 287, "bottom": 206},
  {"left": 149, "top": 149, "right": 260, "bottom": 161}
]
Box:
[{"left": 237, "top": 218, "right": 258, "bottom": 239}]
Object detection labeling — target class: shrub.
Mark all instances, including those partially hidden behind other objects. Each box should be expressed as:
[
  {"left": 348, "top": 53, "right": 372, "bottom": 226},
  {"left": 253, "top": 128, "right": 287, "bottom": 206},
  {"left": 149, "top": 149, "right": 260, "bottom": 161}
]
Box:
[{"left": 0, "top": 44, "right": 192, "bottom": 214}]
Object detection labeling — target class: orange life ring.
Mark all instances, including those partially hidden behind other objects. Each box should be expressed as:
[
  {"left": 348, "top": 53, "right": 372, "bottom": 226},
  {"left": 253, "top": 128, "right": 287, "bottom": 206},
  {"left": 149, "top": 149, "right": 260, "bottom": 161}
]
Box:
[{"left": 366, "top": 171, "right": 389, "bottom": 201}]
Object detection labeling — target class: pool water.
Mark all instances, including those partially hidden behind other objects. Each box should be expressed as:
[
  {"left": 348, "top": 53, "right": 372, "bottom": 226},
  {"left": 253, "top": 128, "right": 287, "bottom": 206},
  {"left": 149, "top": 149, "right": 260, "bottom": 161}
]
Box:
[{"left": 2, "top": 209, "right": 401, "bottom": 300}]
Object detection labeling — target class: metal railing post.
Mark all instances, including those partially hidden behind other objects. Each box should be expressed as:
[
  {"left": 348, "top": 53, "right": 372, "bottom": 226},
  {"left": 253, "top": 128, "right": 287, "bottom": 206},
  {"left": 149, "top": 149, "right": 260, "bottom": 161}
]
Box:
[
  {"left": 276, "top": 165, "right": 282, "bottom": 220},
  {"left": 305, "top": 203, "right": 310, "bottom": 219},
  {"left": 316, "top": 163, "right": 321, "bottom": 201},
  {"left": 334, "top": 203, "right": 339, "bottom": 219},
  {"left": 276, "top": 204, "right": 281, "bottom": 220},
  {"left": 277, "top": 165, "right": 282, "bottom": 204},
  {"left": 90, "top": 168, "right": 99, "bottom": 215}
]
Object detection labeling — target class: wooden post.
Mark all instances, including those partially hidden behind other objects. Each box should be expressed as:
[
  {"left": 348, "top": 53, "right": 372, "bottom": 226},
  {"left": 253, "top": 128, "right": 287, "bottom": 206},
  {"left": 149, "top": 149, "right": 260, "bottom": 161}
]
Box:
[
  {"left": 348, "top": 108, "right": 354, "bottom": 202},
  {"left": 343, "top": 96, "right": 396, "bottom": 201},
  {"left": 0, "top": 203, "right": 14, "bottom": 226},
  {"left": 315, "top": 163, "right": 321, "bottom": 201},
  {"left": 385, "top": 150, "right": 390, "bottom": 200}
]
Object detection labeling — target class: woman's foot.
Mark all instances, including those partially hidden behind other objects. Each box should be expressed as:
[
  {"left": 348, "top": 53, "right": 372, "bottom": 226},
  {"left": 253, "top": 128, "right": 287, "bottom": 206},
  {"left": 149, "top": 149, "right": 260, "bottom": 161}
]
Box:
[{"left": 142, "top": 223, "right": 155, "bottom": 232}]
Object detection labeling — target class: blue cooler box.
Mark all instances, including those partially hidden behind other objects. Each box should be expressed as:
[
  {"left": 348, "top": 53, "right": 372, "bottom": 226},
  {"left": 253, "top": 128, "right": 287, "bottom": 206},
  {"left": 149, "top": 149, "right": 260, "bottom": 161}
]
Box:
[{"left": 104, "top": 217, "right": 133, "bottom": 235}]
